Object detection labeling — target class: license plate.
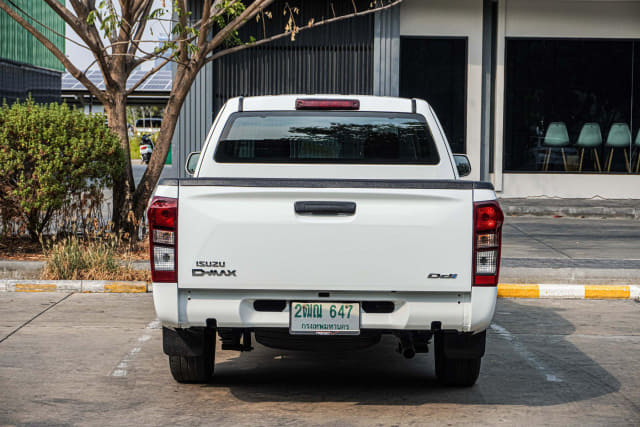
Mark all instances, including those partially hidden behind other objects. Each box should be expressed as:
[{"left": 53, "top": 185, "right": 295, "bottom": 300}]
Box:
[{"left": 290, "top": 302, "right": 360, "bottom": 335}]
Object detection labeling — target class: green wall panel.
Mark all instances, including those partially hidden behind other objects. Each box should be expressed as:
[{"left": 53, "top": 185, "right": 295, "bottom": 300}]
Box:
[{"left": 0, "top": 0, "right": 65, "bottom": 71}]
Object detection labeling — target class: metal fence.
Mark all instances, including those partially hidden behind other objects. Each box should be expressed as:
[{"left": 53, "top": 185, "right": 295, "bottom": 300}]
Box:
[{"left": 0, "top": 59, "right": 61, "bottom": 104}]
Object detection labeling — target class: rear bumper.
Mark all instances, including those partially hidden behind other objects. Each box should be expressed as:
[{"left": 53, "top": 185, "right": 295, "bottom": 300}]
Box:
[{"left": 153, "top": 285, "right": 496, "bottom": 333}]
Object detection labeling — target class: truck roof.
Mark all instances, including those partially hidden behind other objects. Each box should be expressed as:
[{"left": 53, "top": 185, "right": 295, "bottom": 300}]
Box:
[{"left": 235, "top": 94, "right": 425, "bottom": 113}]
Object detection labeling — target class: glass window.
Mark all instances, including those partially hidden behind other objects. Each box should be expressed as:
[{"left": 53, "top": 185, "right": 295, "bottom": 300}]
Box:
[
  {"left": 504, "top": 39, "right": 639, "bottom": 174},
  {"left": 400, "top": 37, "right": 467, "bottom": 154},
  {"left": 214, "top": 112, "right": 440, "bottom": 164}
]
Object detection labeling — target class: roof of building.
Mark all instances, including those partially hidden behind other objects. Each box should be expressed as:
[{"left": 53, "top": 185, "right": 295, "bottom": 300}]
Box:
[{"left": 62, "top": 68, "right": 172, "bottom": 93}]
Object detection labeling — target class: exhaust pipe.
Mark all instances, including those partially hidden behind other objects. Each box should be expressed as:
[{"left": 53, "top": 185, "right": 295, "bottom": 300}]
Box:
[{"left": 397, "top": 333, "right": 416, "bottom": 359}]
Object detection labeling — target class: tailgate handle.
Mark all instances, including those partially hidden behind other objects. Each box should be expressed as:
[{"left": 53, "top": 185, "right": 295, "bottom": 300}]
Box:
[{"left": 294, "top": 201, "right": 356, "bottom": 216}]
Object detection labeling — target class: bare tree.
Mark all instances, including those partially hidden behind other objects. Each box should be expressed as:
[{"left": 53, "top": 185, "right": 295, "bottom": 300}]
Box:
[{"left": 0, "top": 0, "right": 402, "bottom": 237}]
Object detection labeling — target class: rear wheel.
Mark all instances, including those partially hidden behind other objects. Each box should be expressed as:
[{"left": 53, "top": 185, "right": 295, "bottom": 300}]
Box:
[
  {"left": 434, "top": 333, "right": 482, "bottom": 387},
  {"left": 168, "top": 329, "right": 215, "bottom": 383}
]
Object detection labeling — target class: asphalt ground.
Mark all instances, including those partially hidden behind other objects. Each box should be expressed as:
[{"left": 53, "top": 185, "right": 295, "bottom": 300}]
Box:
[
  {"left": 1, "top": 293, "right": 638, "bottom": 426},
  {"left": 501, "top": 216, "right": 640, "bottom": 267},
  {"left": 499, "top": 216, "right": 640, "bottom": 285}
]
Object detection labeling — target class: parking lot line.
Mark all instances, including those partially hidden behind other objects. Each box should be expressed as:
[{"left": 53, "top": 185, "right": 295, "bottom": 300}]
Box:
[
  {"left": 490, "top": 323, "right": 563, "bottom": 383},
  {"left": 110, "top": 318, "right": 160, "bottom": 378}
]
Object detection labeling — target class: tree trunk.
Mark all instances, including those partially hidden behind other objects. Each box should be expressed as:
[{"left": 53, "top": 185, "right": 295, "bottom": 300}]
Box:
[
  {"left": 104, "top": 94, "right": 136, "bottom": 239},
  {"left": 131, "top": 68, "right": 197, "bottom": 224}
]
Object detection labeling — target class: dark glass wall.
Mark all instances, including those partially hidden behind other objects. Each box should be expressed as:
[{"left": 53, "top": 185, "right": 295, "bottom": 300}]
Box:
[
  {"left": 504, "top": 39, "right": 640, "bottom": 174},
  {"left": 400, "top": 37, "right": 467, "bottom": 154}
]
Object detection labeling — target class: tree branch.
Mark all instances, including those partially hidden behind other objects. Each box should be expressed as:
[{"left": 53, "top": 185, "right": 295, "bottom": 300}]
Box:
[
  {"left": 197, "top": 0, "right": 213, "bottom": 50},
  {"left": 126, "top": 57, "right": 172, "bottom": 95},
  {"left": 127, "top": 0, "right": 154, "bottom": 57},
  {"left": 0, "top": 0, "right": 106, "bottom": 103},
  {"left": 203, "top": 0, "right": 274, "bottom": 57},
  {"left": 58, "top": 0, "right": 115, "bottom": 88}
]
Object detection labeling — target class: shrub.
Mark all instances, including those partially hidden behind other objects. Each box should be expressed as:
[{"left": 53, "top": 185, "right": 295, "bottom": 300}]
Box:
[
  {"left": 129, "top": 135, "right": 141, "bottom": 159},
  {"left": 0, "top": 99, "right": 124, "bottom": 241},
  {"left": 41, "top": 237, "right": 150, "bottom": 281}
]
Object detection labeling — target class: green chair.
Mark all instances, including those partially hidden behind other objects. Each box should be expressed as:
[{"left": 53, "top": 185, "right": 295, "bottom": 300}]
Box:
[
  {"left": 605, "top": 123, "right": 631, "bottom": 172},
  {"left": 543, "top": 122, "right": 570, "bottom": 171},
  {"left": 634, "top": 130, "right": 640, "bottom": 173},
  {"left": 576, "top": 123, "right": 602, "bottom": 172}
]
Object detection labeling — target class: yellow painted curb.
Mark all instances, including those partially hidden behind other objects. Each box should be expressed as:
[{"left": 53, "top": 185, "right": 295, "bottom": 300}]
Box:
[
  {"left": 584, "top": 285, "right": 630, "bottom": 299},
  {"left": 15, "top": 283, "right": 58, "bottom": 292},
  {"left": 497, "top": 284, "right": 539, "bottom": 298},
  {"left": 104, "top": 283, "right": 147, "bottom": 293},
  {"left": 497, "top": 284, "right": 638, "bottom": 299}
]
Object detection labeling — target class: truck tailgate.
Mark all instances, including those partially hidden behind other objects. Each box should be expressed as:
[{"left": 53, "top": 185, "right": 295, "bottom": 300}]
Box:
[{"left": 177, "top": 182, "right": 473, "bottom": 292}]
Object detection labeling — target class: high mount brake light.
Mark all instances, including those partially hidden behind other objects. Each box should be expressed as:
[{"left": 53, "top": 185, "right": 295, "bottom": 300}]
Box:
[
  {"left": 148, "top": 196, "right": 177, "bottom": 282},
  {"left": 473, "top": 200, "right": 503, "bottom": 286},
  {"left": 295, "top": 99, "right": 360, "bottom": 110}
]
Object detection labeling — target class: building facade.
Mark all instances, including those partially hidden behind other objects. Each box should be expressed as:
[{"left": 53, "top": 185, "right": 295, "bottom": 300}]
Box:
[
  {"left": 0, "top": 1, "right": 65, "bottom": 104},
  {"left": 173, "top": 0, "right": 640, "bottom": 199}
]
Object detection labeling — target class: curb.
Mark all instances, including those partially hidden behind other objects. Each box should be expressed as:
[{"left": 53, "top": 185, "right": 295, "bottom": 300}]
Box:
[
  {"left": 498, "top": 284, "right": 640, "bottom": 299},
  {"left": 0, "top": 280, "right": 639, "bottom": 299},
  {"left": 0, "top": 280, "right": 148, "bottom": 293},
  {"left": 498, "top": 199, "right": 640, "bottom": 219}
]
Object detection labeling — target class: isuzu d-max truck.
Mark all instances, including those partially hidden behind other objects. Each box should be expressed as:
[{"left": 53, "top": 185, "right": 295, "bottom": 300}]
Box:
[{"left": 148, "top": 95, "right": 503, "bottom": 386}]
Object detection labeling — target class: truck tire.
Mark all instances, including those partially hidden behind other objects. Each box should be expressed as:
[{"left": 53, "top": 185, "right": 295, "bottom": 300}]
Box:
[
  {"left": 434, "top": 333, "right": 481, "bottom": 387},
  {"left": 168, "top": 329, "right": 215, "bottom": 383}
]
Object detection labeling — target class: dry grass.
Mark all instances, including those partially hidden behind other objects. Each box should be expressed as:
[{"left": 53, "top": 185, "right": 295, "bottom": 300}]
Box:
[{"left": 41, "top": 237, "right": 150, "bottom": 282}]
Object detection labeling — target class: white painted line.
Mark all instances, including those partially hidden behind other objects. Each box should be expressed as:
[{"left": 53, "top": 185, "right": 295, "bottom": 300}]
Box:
[
  {"left": 110, "top": 319, "right": 161, "bottom": 378},
  {"left": 538, "top": 284, "right": 585, "bottom": 299},
  {"left": 630, "top": 285, "right": 640, "bottom": 299},
  {"left": 491, "top": 323, "right": 563, "bottom": 383}
]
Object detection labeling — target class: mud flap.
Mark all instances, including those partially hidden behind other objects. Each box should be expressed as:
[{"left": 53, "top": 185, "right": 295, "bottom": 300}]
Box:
[{"left": 163, "top": 327, "right": 207, "bottom": 357}]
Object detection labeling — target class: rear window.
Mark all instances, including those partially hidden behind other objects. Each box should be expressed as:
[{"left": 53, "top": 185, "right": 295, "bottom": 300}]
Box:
[{"left": 214, "top": 112, "right": 440, "bottom": 164}]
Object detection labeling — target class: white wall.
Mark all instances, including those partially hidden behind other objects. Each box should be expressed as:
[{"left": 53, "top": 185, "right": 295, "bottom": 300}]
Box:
[
  {"left": 500, "top": 174, "right": 640, "bottom": 199},
  {"left": 505, "top": 0, "right": 640, "bottom": 38},
  {"left": 495, "top": 0, "right": 640, "bottom": 198},
  {"left": 400, "top": 0, "right": 485, "bottom": 181}
]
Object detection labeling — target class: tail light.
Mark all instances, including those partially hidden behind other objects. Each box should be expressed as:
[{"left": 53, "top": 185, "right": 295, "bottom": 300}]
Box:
[
  {"left": 148, "top": 196, "right": 177, "bottom": 282},
  {"left": 473, "top": 200, "right": 504, "bottom": 286}
]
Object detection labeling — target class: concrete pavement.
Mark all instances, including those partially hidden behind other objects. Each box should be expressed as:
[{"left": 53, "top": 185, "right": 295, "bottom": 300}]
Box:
[{"left": 0, "top": 293, "right": 638, "bottom": 426}]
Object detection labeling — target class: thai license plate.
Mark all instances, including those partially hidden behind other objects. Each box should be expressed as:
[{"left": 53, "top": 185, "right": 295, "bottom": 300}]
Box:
[{"left": 290, "top": 302, "right": 360, "bottom": 335}]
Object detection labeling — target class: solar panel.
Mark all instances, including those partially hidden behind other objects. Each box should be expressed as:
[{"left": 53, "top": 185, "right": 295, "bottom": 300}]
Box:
[{"left": 62, "top": 67, "right": 173, "bottom": 93}]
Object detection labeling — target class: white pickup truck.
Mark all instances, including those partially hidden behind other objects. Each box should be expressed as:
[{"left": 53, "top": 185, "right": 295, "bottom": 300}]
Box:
[{"left": 148, "top": 95, "right": 503, "bottom": 387}]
